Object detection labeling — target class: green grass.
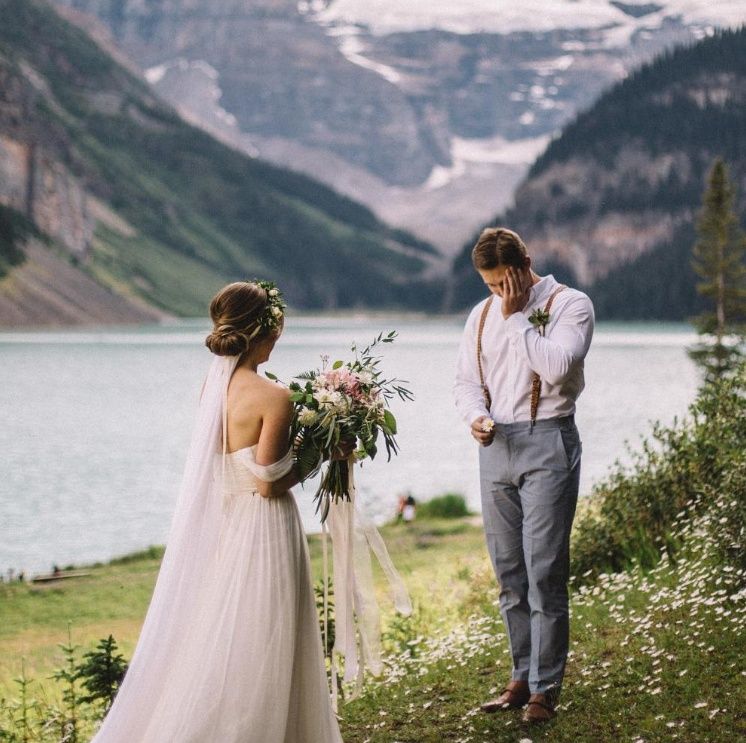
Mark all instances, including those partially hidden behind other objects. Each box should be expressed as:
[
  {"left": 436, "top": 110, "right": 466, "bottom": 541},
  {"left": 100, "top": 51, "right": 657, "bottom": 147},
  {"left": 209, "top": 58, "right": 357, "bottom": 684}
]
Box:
[
  {"left": 2, "top": 512, "right": 743, "bottom": 742},
  {"left": 337, "top": 524, "right": 745, "bottom": 742},
  {"left": 0, "top": 518, "right": 487, "bottom": 697}
]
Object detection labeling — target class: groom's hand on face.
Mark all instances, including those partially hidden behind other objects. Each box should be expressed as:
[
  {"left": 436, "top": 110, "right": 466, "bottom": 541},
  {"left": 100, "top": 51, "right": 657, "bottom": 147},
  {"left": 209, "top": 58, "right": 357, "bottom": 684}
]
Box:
[
  {"left": 471, "top": 416, "right": 495, "bottom": 446},
  {"left": 501, "top": 266, "right": 531, "bottom": 319}
]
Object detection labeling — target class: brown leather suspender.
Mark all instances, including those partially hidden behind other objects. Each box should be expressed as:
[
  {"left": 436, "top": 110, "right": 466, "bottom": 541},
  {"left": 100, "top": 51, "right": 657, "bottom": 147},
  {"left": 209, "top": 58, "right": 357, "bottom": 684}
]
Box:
[
  {"left": 529, "top": 285, "right": 567, "bottom": 425},
  {"left": 476, "top": 295, "right": 494, "bottom": 409}
]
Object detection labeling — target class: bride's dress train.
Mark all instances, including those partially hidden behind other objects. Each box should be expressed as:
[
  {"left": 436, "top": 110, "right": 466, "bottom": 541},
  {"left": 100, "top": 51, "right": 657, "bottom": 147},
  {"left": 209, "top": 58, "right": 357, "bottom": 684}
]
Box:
[
  {"left": 90, "top": 357, "right": 342, "bottom": 742},
  {"left": 141, "top": 449, "right": 342, "bottom": 742}
]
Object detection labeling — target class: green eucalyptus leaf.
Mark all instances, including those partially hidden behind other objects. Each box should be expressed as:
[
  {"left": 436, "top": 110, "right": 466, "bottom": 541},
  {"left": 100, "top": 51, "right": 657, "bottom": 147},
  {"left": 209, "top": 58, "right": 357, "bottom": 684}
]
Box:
[{"left": 383, "top": 409, "right": 397, "bottom": 434}]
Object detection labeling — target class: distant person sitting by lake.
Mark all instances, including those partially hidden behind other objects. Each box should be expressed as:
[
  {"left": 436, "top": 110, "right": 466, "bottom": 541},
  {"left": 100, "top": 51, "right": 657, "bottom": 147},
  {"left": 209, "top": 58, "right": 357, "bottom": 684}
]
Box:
[
  {"left": 402, "top": 494, "right": 416, "bottom": 524},
  {"left": 395, "top": 492, "right": 416, "bottom": 524}
]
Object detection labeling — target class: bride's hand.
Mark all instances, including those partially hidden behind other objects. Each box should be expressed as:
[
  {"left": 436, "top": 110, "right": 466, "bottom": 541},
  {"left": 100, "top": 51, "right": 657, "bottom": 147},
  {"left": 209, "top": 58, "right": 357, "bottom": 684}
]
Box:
[{"left": 329, "top": 437, "right": 356, "bottom": 461}]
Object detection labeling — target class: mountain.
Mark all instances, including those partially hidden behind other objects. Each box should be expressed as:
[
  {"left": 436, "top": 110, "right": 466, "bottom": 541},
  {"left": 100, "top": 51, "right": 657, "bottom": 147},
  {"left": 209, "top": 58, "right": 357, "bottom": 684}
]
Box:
[
  {"left": 0, "top": 0, "right": 440, "bottom": 327},
  {"left": 51, "top": 0, "right": 746, "bottom": 253},
  {"left": 450, "top": 26, "right": 746, "bottom": 320}
]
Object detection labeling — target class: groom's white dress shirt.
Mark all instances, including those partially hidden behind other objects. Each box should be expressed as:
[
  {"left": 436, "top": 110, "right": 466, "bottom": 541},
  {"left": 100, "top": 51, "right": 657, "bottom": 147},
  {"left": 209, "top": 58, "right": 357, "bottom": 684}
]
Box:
[{"left": 454, "top": 274, "right": 595, "bottom": 426}]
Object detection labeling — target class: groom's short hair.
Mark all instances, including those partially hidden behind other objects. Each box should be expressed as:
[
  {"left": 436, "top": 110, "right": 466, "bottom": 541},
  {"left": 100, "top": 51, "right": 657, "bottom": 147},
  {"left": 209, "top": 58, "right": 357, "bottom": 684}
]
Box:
[{"left": 471, "top": 227, "right": 528, "bottom": 270}]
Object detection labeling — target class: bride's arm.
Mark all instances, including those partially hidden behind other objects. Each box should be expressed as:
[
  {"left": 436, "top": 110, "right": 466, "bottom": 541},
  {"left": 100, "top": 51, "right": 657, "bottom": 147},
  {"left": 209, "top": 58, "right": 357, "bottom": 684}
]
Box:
[
  {"left": 253, "top": 385, "right": 357, "bottom": 498},
  {"left": 254, "top": 387, "right": 302, "bottom": 498}
]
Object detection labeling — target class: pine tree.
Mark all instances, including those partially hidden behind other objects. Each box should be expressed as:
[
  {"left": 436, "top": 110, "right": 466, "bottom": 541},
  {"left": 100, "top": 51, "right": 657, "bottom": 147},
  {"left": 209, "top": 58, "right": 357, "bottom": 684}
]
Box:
[
  {"left": 73, "top": 635, "right": 129, "bottom": 714},
  {"left": 688, "top": 159, "right": 746, "bottom": 382}
]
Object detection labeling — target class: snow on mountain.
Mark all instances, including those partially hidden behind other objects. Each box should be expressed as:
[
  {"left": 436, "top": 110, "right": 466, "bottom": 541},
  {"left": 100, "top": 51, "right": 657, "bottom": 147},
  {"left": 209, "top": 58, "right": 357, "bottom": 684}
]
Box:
[
  {"left": 52, "top": 0, "right": 746, "bottom": 254},
  {"left": 314, "top": 0, "right": 746, "bottom": 39}
]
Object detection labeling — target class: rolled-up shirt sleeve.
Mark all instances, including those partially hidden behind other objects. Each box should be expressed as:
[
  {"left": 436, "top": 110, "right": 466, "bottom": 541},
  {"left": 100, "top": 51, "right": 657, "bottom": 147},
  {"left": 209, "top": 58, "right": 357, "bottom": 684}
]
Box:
[
  {"left": 453, "top": 305, "right": 491, "bottom": 426},
  {"left": 505, "top": 294, "right": 594, "bottom": 385}
]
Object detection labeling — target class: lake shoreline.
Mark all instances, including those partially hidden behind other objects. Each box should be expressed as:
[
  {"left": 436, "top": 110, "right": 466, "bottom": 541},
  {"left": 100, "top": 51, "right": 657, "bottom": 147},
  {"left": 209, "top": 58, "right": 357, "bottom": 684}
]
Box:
[{"left": 1, "top": 317, "right": 700, "bottom": 576}]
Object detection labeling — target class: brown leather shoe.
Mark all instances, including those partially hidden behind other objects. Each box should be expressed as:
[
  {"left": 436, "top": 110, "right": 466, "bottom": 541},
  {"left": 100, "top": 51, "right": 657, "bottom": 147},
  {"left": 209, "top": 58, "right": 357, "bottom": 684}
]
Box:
[
  {"left": 521, "top": 693, "right": 556, "bottom": 723},
  {"left": 480, "top": 680, "right": 530, "bottom": 712}
]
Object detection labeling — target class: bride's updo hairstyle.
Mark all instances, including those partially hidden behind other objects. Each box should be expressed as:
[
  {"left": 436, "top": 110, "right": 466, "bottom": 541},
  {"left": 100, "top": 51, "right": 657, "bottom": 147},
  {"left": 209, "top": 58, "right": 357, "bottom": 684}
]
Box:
[{"left": 205, "top": 280, "right": 285, "bottom": 357}]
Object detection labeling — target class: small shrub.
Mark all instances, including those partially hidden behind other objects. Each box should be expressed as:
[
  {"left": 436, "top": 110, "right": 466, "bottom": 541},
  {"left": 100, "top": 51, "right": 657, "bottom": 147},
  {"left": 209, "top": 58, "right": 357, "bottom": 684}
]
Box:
[
  {"left": 50, "top": 626, "right": 81, "bottom": 743},
  {"left": 107, "top": 546, "right": 164, "bottom": 565},
  {"left": 74, "top": 636, "right": 128, "bottom": 713},
  {"left": 571, "top": 364, "right": 746, "bottom": 582},
  {"left": 417, "top": 493, "right": 471, "bottom": 519},
  {"left": 0, "top": 629, "right": 132, "bottom": 742}
]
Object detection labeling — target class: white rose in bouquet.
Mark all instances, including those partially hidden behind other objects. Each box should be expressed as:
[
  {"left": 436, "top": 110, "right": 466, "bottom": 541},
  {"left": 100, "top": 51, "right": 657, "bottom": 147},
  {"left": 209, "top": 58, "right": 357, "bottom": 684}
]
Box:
[{"left": 297, "top": 407, "right": 318, "bottom": 426}]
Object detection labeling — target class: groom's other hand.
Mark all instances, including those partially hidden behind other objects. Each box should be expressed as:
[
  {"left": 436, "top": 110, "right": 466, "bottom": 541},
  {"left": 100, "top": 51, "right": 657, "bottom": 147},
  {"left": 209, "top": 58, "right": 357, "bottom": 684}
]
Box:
[
  {"left": 471, "top": 416, "right": 495, "bottom": 446},
  {"left": 500, "top": 266, "right": 532, "bottom": 319}
]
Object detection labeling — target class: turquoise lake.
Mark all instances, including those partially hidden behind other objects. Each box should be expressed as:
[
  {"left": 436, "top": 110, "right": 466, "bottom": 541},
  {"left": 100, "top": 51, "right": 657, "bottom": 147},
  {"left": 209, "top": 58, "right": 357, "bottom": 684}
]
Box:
[{"left": 0, "top": 317, "right": 700, "bottom": 576}]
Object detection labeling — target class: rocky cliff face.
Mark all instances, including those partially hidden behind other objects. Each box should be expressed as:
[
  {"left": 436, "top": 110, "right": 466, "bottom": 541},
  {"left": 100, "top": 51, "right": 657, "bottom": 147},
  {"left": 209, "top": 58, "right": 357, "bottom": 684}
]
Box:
[
  {"left": 507, "top": 151, "right": 697, "bottom": 286},
  {"left": 52, "top": 0, "right": 745, "bottom": 251},
  {"left": 0, "top": 65, "right": 93, "bottom": 257}
]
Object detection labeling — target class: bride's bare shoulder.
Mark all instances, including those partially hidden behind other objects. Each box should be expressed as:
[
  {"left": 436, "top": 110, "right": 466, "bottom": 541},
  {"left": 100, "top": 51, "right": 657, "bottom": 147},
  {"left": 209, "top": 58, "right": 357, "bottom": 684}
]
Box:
[{"left": 230, "top": 369, "right": 290, "bottom": 410}]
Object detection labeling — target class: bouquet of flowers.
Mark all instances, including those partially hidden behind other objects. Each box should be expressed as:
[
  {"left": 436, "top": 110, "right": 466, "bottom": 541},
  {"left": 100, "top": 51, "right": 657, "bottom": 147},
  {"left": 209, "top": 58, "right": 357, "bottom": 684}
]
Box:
[{"left": 277, "top": 332, "right": 413, "bottom": 521}]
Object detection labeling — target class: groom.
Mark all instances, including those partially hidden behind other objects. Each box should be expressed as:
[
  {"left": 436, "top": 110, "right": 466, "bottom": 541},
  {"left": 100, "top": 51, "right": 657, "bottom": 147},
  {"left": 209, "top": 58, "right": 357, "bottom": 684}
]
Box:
[{"left": 453, "top": 227, "right": 594, "bottom": 723}]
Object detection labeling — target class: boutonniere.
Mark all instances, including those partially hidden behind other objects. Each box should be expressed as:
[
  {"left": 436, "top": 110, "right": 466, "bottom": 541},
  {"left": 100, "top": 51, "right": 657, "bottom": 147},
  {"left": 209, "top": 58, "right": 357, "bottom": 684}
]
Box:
[{"left": 528, "top": 308, "right": 551, "bottom": 336}]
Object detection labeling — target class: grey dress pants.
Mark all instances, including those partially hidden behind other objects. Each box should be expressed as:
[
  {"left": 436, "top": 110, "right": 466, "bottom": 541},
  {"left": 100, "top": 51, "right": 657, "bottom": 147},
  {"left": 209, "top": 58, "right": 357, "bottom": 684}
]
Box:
[{"left": 479, "top": 414, "right": 581, "bottom": 703}]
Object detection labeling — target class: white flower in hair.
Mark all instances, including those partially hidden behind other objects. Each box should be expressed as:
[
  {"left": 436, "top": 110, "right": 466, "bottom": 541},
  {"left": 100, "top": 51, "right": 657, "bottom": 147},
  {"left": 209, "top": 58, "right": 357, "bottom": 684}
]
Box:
[{"left": 251, "top": 278, "right": 286, "bottom": 331}]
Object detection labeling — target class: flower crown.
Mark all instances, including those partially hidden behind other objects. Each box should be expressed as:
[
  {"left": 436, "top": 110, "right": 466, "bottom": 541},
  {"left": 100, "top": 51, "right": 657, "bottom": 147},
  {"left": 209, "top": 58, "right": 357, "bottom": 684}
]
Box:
[{"left": 251, "top": 279, "right": 286, "bottom": 338}]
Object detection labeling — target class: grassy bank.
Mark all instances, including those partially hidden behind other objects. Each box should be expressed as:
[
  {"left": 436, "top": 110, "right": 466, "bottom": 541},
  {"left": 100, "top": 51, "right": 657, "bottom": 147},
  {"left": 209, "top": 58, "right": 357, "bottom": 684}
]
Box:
[
  {"left": 2, "top": 512, "right": 743, "bottom": 741},
  {"left": 338, "top": 512, "right": 745, "bottom": 742},
  {"left": 2, "top": 371, "right": 745, "bottom": 741},
  {"left": 0, "top": 518, "right": 488, "bottom": 698},
  {"left": 334, "top": 367, "right": 746, "bottom": 741}
]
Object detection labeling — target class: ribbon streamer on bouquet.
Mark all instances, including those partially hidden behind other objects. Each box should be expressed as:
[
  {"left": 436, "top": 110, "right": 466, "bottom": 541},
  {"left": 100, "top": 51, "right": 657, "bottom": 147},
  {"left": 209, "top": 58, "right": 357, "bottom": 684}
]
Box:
[{"left": 322, "top": 457, "right": 412, "bottom": 710}]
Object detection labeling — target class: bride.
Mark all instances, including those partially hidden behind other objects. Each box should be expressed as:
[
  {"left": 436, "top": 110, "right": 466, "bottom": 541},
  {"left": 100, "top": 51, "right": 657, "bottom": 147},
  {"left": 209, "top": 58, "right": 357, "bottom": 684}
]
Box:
[{"left": 90, "top": 281, "right": 348, "bottom": 742}]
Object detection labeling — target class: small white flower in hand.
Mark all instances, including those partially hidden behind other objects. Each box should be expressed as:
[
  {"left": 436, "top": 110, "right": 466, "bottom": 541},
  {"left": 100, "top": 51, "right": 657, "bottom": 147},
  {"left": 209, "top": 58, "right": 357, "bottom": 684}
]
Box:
[{"left": 481, "top": 418, "right": 495, "bottom": 433}]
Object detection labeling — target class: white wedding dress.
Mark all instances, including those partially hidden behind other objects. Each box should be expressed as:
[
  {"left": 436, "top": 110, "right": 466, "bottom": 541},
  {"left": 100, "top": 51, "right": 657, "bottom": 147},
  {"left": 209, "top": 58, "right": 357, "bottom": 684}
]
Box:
[{"left": 90, "top": 357, "right": 343, "bottom": 742}]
